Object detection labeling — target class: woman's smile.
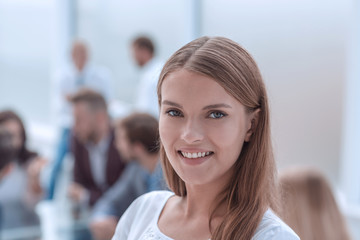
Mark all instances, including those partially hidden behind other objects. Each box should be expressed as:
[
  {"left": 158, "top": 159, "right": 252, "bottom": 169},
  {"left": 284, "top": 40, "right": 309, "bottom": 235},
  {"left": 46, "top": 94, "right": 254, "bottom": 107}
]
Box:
[{"left": 176, "top": 148, "right": 215, "bottom": 166}]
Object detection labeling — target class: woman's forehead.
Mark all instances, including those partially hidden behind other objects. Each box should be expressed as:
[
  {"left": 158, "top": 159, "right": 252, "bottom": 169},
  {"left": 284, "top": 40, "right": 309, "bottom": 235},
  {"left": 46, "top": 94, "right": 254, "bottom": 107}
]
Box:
[
  {"left": 162, "top": 70, "right": 220, "bottom": 92},
  {"left": 160, "top": 69, "right": 244, "bottom": 110}
]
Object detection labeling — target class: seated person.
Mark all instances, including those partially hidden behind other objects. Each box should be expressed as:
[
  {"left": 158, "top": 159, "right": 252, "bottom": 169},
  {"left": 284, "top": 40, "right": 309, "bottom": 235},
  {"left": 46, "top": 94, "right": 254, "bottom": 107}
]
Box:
[
  {"left": 0, "top": 110, "right": 46, "bottom": 229},
  {"left": 0, "top": 130, "right": 16, "bottom": 230},
  {"left": 279, "top": 167, "right": 351, "bottom": 240},
  {"left": 90, "top": 113, "right": 166, "bottom": 240},
  {"left": 0, "top": 129, "right": 15, "bottom": 182},
  {"left": 67, "top": 89, "right": 126, "bottom": 208}
]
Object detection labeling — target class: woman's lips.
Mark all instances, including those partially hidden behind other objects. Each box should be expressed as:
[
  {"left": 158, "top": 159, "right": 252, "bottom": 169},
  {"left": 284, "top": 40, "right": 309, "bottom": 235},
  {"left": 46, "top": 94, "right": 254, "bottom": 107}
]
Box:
[{"left": 177, "top": 150, "right": 214, "bottom": 165}]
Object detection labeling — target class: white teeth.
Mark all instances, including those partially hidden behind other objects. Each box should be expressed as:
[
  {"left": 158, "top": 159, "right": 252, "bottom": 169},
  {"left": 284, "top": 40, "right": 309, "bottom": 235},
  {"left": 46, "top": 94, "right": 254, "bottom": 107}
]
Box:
[{"left": 180, "top": 151, "right": 212, "bottom": 159}]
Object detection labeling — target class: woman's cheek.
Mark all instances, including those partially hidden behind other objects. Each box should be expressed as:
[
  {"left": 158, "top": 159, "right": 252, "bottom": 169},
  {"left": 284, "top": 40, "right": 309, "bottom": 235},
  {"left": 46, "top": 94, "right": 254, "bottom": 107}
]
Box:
[{"left": 159, "top": 119, "right": 175, "bottom": 148}]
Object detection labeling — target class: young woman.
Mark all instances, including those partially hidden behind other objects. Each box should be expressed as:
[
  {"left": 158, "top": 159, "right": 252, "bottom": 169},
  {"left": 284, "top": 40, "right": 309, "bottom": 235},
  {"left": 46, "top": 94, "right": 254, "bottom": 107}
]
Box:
[
  {"left": 0, "top": 110, "right": 45, "bottom": 228},
  {"left": 112, "top": 36, "right": 299, "bottom": 240},
  {"left": 279, "top": 167, "right": 351, "bottom": 240}
]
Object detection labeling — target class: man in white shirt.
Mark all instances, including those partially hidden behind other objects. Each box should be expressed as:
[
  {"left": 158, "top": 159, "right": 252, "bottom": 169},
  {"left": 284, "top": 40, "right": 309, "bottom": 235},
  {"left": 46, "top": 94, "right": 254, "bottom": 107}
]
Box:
[
  {"left": 54, "top": 40, "right": 113, "bottom": 129},
  {"left": 131, "top": 36, "right": 163, "bottom": 118}
]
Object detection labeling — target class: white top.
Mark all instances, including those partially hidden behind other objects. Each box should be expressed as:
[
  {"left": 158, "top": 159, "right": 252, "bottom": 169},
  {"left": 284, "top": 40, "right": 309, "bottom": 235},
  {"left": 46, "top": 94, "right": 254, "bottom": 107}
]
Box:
[
  {"left": 112, "top": 191, "right": 299, "bottom": 240},
  {"left": 0, "top": 162, "right": 40, "bottom": 228},
  {"left": 134, "top": 58, "right": 164, "bottom": 118},
  {"left": 85, "top": 134, "right": 111, "bottom": 191}
]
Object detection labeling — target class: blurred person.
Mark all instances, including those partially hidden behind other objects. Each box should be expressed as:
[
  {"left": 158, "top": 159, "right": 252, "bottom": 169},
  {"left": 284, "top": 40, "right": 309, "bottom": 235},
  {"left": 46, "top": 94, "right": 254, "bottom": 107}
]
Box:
[
  {"left": 279, "top": 167, "right": 351, "bottom": 240},
  {"left": 49, "top": 39, "right": 113, "bottom": 199},
  {"left": 131, "top": 36, "right": 164, "bottom": 118},
  {"left": 0, "top": 110, "right": 46, "bottom": 229},
  {"left": 0, "top": 129, "right": 16, "bottom": 230},
  {"left": 67, "top": 89, "right": 126, "bottom": 208},
  {"left": 112, "top": 37, "right": 298, "bottom": 239},
  {"left": 0, "top": 129, "right": 15, "bottom": 182},
  {"left": 90, "top": 113, "right": 166, "bottom": 240}
]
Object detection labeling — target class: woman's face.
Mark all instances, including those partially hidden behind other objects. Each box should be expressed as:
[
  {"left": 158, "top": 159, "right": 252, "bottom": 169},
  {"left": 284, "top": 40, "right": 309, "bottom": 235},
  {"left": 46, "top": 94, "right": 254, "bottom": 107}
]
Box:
[
  {"left": 159, "top": 69, "right": 254, "bottom": 186},
  {"left": 1, "top": 120, "right": 23, "bottom": 151}
]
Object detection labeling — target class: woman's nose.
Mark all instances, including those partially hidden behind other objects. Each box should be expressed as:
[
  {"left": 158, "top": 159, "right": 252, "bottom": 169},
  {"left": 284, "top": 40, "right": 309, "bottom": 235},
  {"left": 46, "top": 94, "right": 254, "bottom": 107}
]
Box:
[{"left": 180, "top": 119, "right": 204, "bottom": 144}]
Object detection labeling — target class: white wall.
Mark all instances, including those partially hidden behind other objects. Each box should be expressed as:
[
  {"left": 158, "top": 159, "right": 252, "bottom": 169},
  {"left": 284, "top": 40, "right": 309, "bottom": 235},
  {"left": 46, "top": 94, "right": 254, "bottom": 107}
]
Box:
[
  {"left": 0, "top": 0, "right": 54, "bottom": 123},
  {"left": 201, "top": 0, "right": 351, "bottom": 186},
  {"left": 341, "top": 0, "right": 360, "bottom": 204}
]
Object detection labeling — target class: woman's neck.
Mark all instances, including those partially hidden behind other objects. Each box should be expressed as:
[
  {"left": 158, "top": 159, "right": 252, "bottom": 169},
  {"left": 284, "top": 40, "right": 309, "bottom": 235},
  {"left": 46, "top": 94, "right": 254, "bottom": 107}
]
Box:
[
  {"left": 181, "top": 178, "right": 229, "bottom": 219},
  {"left": 158, "top": 176, "right": 231, "bottom": 240}
]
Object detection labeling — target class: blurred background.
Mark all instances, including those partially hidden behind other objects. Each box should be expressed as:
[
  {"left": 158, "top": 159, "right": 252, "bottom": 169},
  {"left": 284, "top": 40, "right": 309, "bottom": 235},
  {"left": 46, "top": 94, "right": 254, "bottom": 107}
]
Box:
[{"left": 0, "top": 0, "right": 359, "bottom": 239}]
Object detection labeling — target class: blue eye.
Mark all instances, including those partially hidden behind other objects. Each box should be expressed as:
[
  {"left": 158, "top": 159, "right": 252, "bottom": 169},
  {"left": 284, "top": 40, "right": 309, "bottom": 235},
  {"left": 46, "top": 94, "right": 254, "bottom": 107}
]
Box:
[
  {"left": 209, "top": 111, "right": 226, "bottom": 119},
  {"left": 166, "top": 109, "right": 183, "bottom": 117}
]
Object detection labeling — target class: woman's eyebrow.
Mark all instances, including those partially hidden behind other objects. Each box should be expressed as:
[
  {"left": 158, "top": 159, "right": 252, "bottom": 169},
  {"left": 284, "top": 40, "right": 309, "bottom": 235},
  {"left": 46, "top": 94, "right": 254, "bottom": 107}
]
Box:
[
  {"left": 203, "top": 104, "right": 232, "bottom": 110},
  {"left": 162, "top": 101, "right": 232, "bottom": 110},
  {"left": 162, "top": 100, "right": 183, "bottom": 108}
]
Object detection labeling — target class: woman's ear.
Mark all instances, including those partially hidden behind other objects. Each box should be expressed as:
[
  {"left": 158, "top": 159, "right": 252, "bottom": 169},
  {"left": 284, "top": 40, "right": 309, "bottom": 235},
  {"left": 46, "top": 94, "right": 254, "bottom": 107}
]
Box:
[{"left": 245, "top": 109, "right": 260, "bottom": 142}]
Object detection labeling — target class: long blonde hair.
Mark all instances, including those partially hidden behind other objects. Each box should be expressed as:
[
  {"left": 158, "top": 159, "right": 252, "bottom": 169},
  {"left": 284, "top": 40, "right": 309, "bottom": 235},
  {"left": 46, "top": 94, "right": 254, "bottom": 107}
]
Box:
[
  {"left": 157, "top": 36, "right": 277, "bottom": 239},
  {"left": 279, "top": 168, "right": 351, "bottom": 240}
]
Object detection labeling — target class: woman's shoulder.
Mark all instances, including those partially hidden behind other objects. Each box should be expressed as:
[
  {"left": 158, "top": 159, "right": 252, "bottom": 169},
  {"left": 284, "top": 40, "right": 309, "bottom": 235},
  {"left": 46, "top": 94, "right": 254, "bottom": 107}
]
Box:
[
  {"left": 124, "top": 190, "right": 174, "bottom": 216},
  {"left": 252, "top": 209, "right": 300, "bottom": 240},
  {"left": 112, "top": 191, "right": 174, "bottom": 240},
  {"left": 136, "top": 190, "right": 174, "bottom": 205}
]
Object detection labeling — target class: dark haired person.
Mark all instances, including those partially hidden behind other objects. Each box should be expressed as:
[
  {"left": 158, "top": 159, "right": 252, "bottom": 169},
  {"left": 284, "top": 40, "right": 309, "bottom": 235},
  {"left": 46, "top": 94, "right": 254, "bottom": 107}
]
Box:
[
  {"left": 90, "top": 113, "right": 165, "bottom": 240},
  {"left": 67, "top": 89, "right": 126, "bottom": 207},
  {"left": 0, "top": 130, "right": 15, "bottom": 230},
  {"left": 0, "top": 110, "right": 44, "bottom": 229},
  {"left": 0, "top": 130, "right": 15, "bottom": 182},
  {"left": 131, "top": 36, "right": 164, "bottom": 118}
]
